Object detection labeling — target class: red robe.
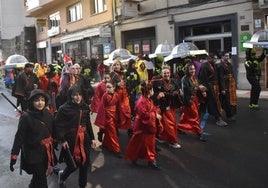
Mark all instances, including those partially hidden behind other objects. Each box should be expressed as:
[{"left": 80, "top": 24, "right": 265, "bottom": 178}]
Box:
[
  {"left": 95, "top": 92, "right": 121, "bottom": 153},
  {"left": 90, "top": 81, "right": 106, "bottom": 113},
  {"left": 110, "top": 70, "right": 132, "bottom": 130},
  {"left": 178, "top": 96, "right": 202, "bottom": 134},
  {"left": 125, "top": 96, "right": 159, "bottom": 162},
  {"left": 177, "top": 76, "right": 202, "bottom": 135},
  {"left": 158, "top": 109, "right": 178, "bottom": 143}
]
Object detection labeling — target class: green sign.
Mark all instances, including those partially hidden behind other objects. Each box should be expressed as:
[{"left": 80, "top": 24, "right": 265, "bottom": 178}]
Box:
[{"left": 240, "top": 33, "right": 251, "bottom": 51}]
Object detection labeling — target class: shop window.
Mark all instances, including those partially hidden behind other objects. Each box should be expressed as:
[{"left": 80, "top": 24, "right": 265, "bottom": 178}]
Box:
[
  {"left": 38, "top": 26, "right": 44, "bottom": 33},
  {"left": 67, "top": 2, "right": 82, "bottom": 23},
  {"left": 223, "top": 22, "right": 231, "bottom": 32},
  {"left": 92, "top": 0, "right": 107, "bottom": 14},
  {"left": 193, "top": 23, "right": 221, "bottom": 35}
]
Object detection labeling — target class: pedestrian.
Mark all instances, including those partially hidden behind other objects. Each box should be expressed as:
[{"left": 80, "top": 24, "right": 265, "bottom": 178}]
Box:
[
  {"left": 143, "top": 54, "right": 155, "bottom": 81},
  {"left": 12, "top": 63, "right": 39, "bottom": 111},
  {"left": 109, "top": 59, "right": 132, "bottom": 136},
  {"left": 71, "top": 63, "right": 94, "bottom": 105},
  {"left": 54, "top": 85, "right": 96, "bottom": 188},
  {"left": 94, "top": 82, "right": 123, "bottom": 158},
  {"left": 151, "top": 66, "right": 182, "bottom": 149},
  {"left": 125, "top": 59, "right": 140, "bottom": 119},
  {"left": 39, "top": 64, "right": 60, "bottom": 114},
  {"left": 217, "top": 52, "right": 237, "bottom": 121},
  {"left": 56, "top": 72, "right": 75, "bottom": 109},
  {"left": 136, "top": 60, "right": 148, "bottom": 82},
  {"left": 90, "top": 72, "right": 111, "bottom": 142},
  {"left": 177, "top": 62, "right": 207, "bottom": 141},
  {"left": 10, "top": 89, "right": 56, "bottom": 188},
  {"left": 125, "top": 81, "right": 163, "bottom": 169},
  {"left": 244, "top": 48, "right": 266, "bottom": 109},
  {"left": 198, "top": 56, "right": 228, "bottom": 127},
  {"left": 97, "top": 61, "right": 106, "bottom": 80}
]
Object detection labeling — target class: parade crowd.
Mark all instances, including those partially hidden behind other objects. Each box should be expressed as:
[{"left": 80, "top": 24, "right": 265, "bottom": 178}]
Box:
[{"left": 8, "top": 48, "right": 266, "bottom": 188}]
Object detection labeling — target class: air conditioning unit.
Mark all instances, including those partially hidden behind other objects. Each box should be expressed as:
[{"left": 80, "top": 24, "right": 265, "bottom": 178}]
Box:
[{"left": 259, "top": 0, "right": 268, "bottom": 8}]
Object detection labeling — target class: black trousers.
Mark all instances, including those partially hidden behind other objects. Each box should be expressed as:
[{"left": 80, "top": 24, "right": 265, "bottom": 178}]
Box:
[
  {"left": 61, "top": 162, "right": 90, "bottom": 187},
  {"left": 248, "top": 77, "right": 261, "bottom": 105},
  {"left": 29, "top": 163, "right": 48, "bottom": 188}
]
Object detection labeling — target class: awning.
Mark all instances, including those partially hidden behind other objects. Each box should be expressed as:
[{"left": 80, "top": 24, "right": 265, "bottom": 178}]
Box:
[{"left": 60, "top": 28, "right": 101, "bottom": 43}]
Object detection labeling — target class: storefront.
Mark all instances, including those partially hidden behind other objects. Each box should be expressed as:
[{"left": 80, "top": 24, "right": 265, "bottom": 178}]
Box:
[
  {"left": 123, "top": 27, "right": 156, "bottom": 56},
  {"left": 60, "top": 27, "right": 112, "bottom": 63}
]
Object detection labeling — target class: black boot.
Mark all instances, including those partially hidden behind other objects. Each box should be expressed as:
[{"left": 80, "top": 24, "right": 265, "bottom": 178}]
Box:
[
  {"left": 127, "top": 129, "right": 133, "bottom": 137},
  {"left": 97, "top": 131, "right": 103, "bottom": 142},
  {"left": 148, "top": 161, "right": 161, "bottom": 170}
]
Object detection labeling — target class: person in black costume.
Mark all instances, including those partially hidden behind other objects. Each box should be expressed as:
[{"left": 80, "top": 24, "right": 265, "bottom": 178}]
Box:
[
  {"left": 10, "top": 89, "right": 56, "bottom": 188},
  {"left": 55, "top": 85, "right": 96, "bottom": 188},
  {"left": 12, "top": 63, "right": 39, "bottom": 111},
  {"left": 244, "top": 48, "right": 266, "bottom": 109}
]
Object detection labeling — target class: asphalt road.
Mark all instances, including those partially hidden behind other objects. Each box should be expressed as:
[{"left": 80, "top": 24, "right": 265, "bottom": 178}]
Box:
[{"left": 0, "top": 80, "right": 267, "bottom": 188}]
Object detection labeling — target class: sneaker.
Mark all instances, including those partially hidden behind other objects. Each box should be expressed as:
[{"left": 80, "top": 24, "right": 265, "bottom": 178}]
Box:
[
  {"left": 156, "top": 138, "right": 165, "bottom": 143},
  {"left": 58, "top": 170, "right": 64, "bottom": 185},
  {"left": 169, "top": 143, "right": 181, "bottom": 149},
  {"left": 52, "top": 166, "right": 61, "bottom": 175},
  {"left": 216, "top": 119, "right": 228, "bottom": 127},
  {"left": 249, "top": 104, "right": 260, "bottom": 110}
]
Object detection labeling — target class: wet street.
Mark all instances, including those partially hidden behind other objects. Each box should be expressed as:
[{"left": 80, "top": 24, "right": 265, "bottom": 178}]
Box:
[{"left": 0, "top": 80, "right": 268, "bottom": 188}]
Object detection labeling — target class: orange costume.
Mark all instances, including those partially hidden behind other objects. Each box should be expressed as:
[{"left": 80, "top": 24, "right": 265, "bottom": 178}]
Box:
[{"left": 125, "top": 96, "right": 160, "bottom": 162}]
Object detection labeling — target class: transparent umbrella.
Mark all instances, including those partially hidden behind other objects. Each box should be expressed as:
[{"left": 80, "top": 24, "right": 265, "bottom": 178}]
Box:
[
  {"left": 103, "top": 48, "right": 137, "bottom": 66},
  {"left": 149, "top": 40, "right": 172, "bottom": 58},
  {"left": 164, "top": 42, "right": 208, "bottom": 62},
  {"left": 243, "top": 29, "right": 268, "bottom": 49},
  {"left": 1, "top": 54, "right": 29, "bottom": 69}
]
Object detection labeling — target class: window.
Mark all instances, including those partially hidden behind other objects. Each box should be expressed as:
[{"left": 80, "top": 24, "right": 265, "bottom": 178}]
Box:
[
  {"left": 67, "top": 3, "right": 82, "bottom": 23},
  {"left": 38, "top": 26, "right": 44, "bottom": 33},
  {"left": 49, "top": 12, "right": 60, "bottom": 29},
  {"left": 92, "top": 0, "right": 107, "bottom": 14}
]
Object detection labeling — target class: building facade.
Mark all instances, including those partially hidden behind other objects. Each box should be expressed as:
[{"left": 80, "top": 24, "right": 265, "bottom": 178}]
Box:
[
  {"left": 0, "top": 0, "right": 35, "bottom": 62},
  {"left": 25, "top": 0, "right": 115, "bottom": 65},
  {"left": 26, "top": 0, "right": 268, "bottom": 90}
]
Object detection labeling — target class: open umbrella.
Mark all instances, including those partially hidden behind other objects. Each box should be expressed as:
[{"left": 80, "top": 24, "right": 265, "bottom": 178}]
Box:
[
  {"left": 103, "top": 48, "right": 137, "bottom": 66},
  {"left": 0, "top": 54, "right": 29, "bottom": 69},
  {"left": 164, "top": 42, "right": 208, "bottom": 62},
  {"left": 243, "top": 29, "right": 268, "bottom": 49},
  {"left": 149, "top": 40, "right": 172, "bottom": 58}
]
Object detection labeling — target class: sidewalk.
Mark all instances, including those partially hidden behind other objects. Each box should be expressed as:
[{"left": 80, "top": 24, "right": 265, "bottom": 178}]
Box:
[{"left": 236, "top": 89, "right": 268, "bottom": 99}]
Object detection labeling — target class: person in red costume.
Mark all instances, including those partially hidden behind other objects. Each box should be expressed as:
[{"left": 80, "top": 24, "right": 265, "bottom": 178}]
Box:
[
  {"left": 39, "top": 64, "right": 60, "bottom": 114},
  {"left": 151, "top": 66, "right": 182, "bottom": 149},
  {"left": 125, "top": 81, "right": 163, "bottom": 169},
  {"left": 94, "top": 82, "right": 122, "bottom": 158},
  {"left": 177, "top": 62, "right": 207, "bottom": 141},
  {"left": 109, "top": 59, "right": 132, "bottom": 137},
  {"left": 90, "top": 72, "right": 111, "bottom": 142}
]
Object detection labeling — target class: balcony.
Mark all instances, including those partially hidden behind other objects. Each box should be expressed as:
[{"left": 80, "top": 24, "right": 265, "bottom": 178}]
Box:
[{"left": 25, "top": 0, "right": 65, "bottom": 17}]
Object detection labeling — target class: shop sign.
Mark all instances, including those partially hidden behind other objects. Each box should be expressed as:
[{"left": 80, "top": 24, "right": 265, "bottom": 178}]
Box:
[{"left": 36, "top": 19, "right": 46, "bottom": 27}]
